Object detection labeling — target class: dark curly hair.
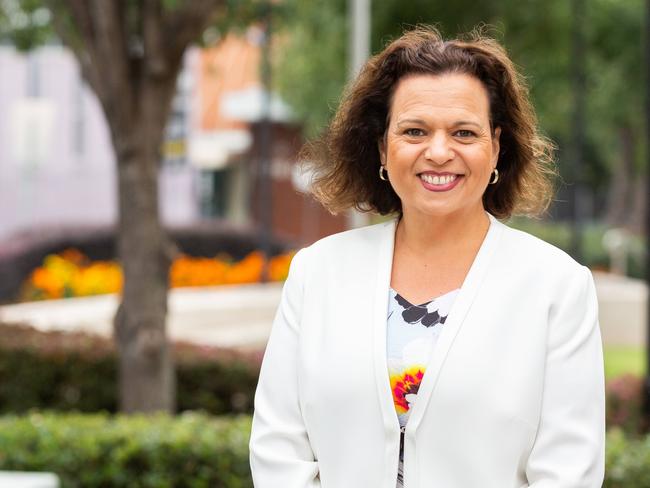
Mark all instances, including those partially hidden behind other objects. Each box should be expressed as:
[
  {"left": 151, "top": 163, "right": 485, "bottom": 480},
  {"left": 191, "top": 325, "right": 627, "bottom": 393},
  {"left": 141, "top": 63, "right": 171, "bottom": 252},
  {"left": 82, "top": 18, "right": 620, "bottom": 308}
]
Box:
[{"left": 301, "top": 25, "right": 557, "bottom": 220}]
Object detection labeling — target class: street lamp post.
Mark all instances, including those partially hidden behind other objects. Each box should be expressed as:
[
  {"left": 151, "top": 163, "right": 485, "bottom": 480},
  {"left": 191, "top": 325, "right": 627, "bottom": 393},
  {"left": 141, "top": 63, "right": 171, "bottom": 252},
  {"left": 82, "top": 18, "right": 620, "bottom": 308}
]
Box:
[
  {"left": 259, "top": 2, "right": 273, "bottom": 282},
  {"left": 347, "top": 0, "right": 371, "bottom": 229}
]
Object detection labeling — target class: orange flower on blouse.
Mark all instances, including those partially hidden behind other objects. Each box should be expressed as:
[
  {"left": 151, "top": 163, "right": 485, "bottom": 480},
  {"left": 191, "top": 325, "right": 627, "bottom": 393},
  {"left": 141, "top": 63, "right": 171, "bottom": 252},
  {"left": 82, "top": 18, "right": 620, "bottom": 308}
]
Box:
[{"left": 390, "top": 366, "right": 426, "bottom": 414}]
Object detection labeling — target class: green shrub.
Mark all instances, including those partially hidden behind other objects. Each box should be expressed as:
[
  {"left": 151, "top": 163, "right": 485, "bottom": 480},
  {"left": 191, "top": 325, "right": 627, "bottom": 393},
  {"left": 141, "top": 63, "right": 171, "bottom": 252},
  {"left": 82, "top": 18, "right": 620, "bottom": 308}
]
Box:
[
  {"left": 605, "top": 428, "right": 650, "bottom": 487},
  {"left": 0, "top": 411, "right": 252, "bottom": 488},
  {"left": 0, "top": 323, "right": 262, "bottom": 415},
  {"left": 606, "top": 374, "right": 644, "bottom": 435},
  {"left": 1, "top": 412, "right": 650, "bottom": 487}
]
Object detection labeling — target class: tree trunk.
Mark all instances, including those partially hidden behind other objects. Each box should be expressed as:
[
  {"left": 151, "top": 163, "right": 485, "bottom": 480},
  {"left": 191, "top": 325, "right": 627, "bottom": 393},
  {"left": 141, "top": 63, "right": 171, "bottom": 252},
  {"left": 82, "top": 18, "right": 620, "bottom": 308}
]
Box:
[
  {"left": 605, "top": 127, "right": 635, "bottom": 226},
  {"left": 47, "top": 0, "right": 227, "bottom": 413},
  {"left": 113, "top": 78, "right": 178, "bottom": 413}
]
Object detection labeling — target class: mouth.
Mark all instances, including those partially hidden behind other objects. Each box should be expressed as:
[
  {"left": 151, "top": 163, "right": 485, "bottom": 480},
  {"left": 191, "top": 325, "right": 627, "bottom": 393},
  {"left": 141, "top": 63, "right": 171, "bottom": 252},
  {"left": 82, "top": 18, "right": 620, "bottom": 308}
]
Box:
[
  {"left": 418, "top": 173, "right": 463, "bottom": 185},
  {"left": 417, "top": 172, "right": 464, "bottom": 192}
]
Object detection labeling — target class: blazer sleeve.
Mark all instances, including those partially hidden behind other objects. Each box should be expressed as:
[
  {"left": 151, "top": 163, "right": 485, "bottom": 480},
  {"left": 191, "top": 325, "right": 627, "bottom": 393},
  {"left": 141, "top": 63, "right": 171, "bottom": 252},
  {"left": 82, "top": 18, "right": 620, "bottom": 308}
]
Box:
[
  {"left": 249, "top": 247, "right": 321, "bottom": 488},
  {"left": 525, "top": 265, "right": 605, "bottom": 487}
]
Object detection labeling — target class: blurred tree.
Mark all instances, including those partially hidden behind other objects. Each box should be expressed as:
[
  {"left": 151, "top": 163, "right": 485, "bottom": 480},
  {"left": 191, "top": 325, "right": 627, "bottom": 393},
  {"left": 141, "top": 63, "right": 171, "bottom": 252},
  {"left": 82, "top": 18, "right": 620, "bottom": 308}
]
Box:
[
  {"left": 587, "top": 0, "right": 645, "bottom": 230},
  {"left": 272, "top": 0, "right": 349, "bottom": 138},
  {"left": 0, "top": 0, "right": 261, "bottom": 413},
  {"left": 273, "top": 0, "right": 501, "bottom": 138}
]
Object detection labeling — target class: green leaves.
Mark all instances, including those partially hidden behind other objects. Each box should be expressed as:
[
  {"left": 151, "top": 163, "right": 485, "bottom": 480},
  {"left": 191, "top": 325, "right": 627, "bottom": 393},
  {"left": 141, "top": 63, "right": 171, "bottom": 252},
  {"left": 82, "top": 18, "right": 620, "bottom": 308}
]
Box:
[
  {"left": 0, "top": 0, "right": 53, "bottom": 51},
  {"left": 0, "top": 412, "right": 254, "bottom": 487},
  {"left": 161, "top": 0, "right": 181, "bottom": 10},
  {"left": 273, "top": 0, "right": 348, "bottom": 137},
  {"left": 605, "top": 427, "right": 650, "bottom": 487}
]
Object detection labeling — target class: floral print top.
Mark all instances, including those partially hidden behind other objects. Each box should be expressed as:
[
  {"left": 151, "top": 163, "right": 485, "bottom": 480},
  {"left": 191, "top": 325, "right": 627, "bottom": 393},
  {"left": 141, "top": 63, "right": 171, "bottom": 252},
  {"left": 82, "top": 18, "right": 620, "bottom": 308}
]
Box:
[
  {"left": 387, "top": 286, "right": 461, "bottom": 428},
  {"left": 388, "top": 286, "right": 461, "bottom": 486}
]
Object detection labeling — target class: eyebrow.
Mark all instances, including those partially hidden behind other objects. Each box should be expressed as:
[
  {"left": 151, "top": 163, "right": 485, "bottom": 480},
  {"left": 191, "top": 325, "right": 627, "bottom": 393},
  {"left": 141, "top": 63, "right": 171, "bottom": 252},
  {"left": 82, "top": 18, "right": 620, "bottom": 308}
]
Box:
[
  {"left": 451, "top": 120, "right": 483, "bottom": 128},
  {"left": 395, "top": 118, "right": 484, "bottom": 129},
  {"left": 395, "top": 118, "right": 426, "bottom": 127}
]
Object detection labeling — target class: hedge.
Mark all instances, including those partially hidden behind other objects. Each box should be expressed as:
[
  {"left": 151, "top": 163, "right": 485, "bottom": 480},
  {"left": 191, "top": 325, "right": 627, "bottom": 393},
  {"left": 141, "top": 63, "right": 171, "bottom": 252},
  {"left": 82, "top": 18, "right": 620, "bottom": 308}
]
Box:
[
  {"left": 605, "top": 427, "right": 650, "bottom": 486},
  {"left": 606, "top": 374, "right": 644, "bottom": 435},
  {"left": 0, "top": 412, "right": 252, "bottom": 488},
  {"left": 3, "top": 322, "right": 637, "bottom": 430},
  {"left": 0, "top": 323, "right": 262, "bottom": 415},
  {"left": 1, "top": 412, "right": 650, "bottom": 487}
]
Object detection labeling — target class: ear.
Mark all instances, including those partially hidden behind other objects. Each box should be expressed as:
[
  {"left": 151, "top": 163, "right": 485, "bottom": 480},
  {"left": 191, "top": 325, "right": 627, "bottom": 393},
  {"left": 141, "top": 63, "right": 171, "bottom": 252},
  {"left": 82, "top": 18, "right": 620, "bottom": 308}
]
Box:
[
  {"left": 492, "top": 127, "right": 501, "bottom": 166},
  {"left": 378, "top": 137, "right": 387, "bottom": 166}
]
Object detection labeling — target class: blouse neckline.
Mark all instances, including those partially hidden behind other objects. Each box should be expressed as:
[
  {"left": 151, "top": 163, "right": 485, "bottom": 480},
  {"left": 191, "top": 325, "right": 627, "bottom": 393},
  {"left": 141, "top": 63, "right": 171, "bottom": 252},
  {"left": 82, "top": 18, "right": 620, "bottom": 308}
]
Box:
[{"left": 389, "top": 287, "right": 461, "bottom": 308}]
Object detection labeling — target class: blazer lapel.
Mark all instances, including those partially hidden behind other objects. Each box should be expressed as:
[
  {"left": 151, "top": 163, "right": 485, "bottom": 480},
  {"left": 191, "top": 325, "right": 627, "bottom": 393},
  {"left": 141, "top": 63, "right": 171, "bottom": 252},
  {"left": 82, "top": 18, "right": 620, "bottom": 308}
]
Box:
[
  {"left": 371, "top": 217, "right": 401, "bottom": 437},
  {"left": 406, "top": 212, "right": 505, "bottom": 434},
  {"left": 370, "top": 212, "right": 506, "bottom": 437}
]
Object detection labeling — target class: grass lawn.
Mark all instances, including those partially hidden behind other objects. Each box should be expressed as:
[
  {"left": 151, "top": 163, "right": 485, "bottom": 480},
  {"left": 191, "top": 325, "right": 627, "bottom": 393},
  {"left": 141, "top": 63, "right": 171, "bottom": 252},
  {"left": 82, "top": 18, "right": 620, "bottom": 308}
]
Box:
[{"left": 604, "top": 346, "right": 645, "bottom": 380}]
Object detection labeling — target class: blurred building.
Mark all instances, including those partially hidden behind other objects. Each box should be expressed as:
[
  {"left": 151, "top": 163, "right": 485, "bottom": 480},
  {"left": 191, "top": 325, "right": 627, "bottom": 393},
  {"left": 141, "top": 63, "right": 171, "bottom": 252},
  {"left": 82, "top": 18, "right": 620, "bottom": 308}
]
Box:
[
  {"left": 0, "top": 27, "right": 346, "bottom": 249},
  {"left": 189, "top": 28, "right": 346, "bottom": 243}
]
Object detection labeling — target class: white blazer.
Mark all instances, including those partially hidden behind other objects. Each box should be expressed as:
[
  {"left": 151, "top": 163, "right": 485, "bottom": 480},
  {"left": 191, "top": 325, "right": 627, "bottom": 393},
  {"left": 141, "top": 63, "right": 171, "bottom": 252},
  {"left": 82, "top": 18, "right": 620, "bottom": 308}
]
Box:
[{"left": 249, "top": 212, "right": 605, "bottom": 488}]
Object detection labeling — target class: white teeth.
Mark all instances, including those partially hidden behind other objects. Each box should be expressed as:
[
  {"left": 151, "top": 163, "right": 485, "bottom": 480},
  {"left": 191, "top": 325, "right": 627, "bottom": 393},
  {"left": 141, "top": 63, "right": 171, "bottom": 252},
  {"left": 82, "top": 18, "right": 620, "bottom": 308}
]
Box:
[{"left": 420, "top": 174, "right": 457, "bottom": 185}]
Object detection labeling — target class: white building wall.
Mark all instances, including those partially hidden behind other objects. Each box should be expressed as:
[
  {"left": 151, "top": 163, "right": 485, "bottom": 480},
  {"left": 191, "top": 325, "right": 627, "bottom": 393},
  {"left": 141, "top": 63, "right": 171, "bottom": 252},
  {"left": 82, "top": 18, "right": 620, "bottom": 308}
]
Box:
[{"left": 0, "top": 43, "right": 200, "bottom": 242}]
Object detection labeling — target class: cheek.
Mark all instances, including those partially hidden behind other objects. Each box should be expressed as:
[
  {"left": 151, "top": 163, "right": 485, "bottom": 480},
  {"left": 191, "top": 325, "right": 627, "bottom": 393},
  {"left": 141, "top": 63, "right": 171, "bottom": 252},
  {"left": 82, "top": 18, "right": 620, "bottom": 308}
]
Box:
[
  {"left": 466, "top": 148, "right": 495, "bottom": 175},
  {"left": 387, "top": 142, "right": 418, "bottom": 165}
]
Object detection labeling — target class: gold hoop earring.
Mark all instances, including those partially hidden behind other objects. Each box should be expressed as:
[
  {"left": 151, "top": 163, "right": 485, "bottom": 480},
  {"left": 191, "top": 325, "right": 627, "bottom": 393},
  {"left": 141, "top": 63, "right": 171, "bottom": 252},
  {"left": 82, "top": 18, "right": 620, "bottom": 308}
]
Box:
[
  {"left": 489, "top": 168, "right": 499, "bottom": 185},
  {"left": 379, "top": 165, "right": 389, "bottom": 181}
]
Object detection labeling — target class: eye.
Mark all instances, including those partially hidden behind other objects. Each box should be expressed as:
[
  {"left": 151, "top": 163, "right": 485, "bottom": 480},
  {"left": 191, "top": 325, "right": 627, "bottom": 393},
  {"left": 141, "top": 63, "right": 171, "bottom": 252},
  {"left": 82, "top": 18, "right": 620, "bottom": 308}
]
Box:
[
  {"left": 454, "top": 129, "right": 476, "bottom": 138},
  {"left": 404, "top": 128, "right": 425, "bottom": 137}
]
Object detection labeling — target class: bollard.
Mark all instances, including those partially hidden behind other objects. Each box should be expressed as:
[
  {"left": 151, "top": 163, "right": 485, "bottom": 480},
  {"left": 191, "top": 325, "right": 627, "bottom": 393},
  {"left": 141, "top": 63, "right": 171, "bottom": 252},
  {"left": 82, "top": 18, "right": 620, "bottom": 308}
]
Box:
[
  {"left": 0, "top": 471, "right": 59, "bottom": 488},
  {"left": 603, "top": 228, "right": 629, "bottom": 276}
]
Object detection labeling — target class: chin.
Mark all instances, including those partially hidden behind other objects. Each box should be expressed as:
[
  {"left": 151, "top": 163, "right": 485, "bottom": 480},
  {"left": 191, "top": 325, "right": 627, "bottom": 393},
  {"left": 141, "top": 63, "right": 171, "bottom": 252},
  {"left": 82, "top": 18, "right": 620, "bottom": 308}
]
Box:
[
  {"left": 409, "top": 202, "right": 480, "bottom": 220},
  {"left": 412, "top": 206, "right": 460, "bottom": 219}
]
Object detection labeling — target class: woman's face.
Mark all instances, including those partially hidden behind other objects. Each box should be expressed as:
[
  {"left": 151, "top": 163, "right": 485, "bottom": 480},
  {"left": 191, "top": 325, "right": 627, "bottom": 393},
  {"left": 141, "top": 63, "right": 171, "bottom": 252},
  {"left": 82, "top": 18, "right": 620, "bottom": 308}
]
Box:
[{"left": 379, "top": 72, "right": 501, "bottom": 221}]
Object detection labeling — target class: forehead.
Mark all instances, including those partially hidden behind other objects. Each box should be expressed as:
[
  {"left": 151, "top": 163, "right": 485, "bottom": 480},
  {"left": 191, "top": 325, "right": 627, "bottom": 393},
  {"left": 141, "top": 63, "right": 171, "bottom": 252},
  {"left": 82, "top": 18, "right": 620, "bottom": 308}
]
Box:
[{"left": 389, "top": 73, "right": 491, "bottom": 124}]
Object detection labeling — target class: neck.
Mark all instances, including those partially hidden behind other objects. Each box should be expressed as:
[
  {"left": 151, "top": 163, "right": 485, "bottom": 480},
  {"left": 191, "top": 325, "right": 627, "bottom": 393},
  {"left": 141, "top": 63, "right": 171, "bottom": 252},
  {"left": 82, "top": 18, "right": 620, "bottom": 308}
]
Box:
[{"left": 395, "top": 206, "right": 490, "bottom": 260}]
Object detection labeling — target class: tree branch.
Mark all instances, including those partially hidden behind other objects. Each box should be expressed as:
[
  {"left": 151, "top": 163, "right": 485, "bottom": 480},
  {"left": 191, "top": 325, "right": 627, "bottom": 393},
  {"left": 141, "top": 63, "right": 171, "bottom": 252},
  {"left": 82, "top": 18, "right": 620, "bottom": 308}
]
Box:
[
  {"left": 63, "top": 0, "right": 96, "bottom": 50},
  {"left": 143, "top": 0, "right": 168, "bottom": 78},
  {"left": 46, "top": 1, "right": 105, "bottom": 104},
  {"left": 162, "top": 0, "right": 225, "bottom": 66},
  {"left": 88, "top": 0, "right": 132, "bottom": 96}
]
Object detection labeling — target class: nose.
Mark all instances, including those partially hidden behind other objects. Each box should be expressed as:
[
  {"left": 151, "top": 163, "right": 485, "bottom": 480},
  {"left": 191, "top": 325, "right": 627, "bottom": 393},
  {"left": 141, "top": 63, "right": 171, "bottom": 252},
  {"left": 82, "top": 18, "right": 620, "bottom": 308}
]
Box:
[{"left": 424, "top": 131, "right": 454, "bottom": 164}]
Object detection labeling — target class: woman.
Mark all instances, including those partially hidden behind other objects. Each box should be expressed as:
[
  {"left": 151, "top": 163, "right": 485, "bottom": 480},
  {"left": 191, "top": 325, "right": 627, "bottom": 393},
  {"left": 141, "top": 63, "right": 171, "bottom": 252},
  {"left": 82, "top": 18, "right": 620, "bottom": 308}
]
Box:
[{"left": 249, "top": 26, "right": 605, "bottom": 488}]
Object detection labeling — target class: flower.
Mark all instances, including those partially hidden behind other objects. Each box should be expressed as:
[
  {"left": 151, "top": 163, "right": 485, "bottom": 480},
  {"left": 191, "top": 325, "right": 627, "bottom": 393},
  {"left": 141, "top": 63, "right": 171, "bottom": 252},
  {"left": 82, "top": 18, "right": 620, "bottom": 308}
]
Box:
[
  {"left": 390, "top": 365, "right": 425, "bottom": 413},
  {"left": 22, "top": 248, "right": 295, "bottom": 301}
]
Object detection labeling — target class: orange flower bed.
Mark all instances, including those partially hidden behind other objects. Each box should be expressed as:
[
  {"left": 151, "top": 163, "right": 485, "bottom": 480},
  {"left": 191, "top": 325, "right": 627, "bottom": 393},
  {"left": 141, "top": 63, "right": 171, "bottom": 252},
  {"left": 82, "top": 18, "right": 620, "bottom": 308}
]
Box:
[{"left": 21, "top": 248, "right": 295, "bottom": 301}]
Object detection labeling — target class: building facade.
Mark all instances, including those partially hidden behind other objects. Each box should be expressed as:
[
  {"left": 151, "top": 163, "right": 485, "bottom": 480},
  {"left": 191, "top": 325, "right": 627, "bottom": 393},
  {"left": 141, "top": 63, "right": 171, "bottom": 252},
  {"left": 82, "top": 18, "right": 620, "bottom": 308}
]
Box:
[{"left": 0, "top": 30, "right": 347, "bottom": 249}]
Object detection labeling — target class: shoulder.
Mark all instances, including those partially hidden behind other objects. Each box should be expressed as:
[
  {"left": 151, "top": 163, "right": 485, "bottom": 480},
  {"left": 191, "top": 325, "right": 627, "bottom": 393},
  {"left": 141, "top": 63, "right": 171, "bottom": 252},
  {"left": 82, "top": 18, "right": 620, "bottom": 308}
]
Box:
[
  {"left": 288, "top": 218, "right": 394, "bottom": 284},
  {"left": 490, "top": 219, "right": 597, "bottom": 322},
  {"left": 301, "top": 218, "right": 393, "bottom": 259},
  {"left": 495, "top": 218, "right": 588, "bottom": 282}
]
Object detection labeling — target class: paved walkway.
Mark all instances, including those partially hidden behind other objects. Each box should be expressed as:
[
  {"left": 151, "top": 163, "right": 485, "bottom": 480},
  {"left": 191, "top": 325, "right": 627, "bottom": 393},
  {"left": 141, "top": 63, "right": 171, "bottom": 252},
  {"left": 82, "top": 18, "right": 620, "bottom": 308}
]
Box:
[
  {"left": 0, "top": 283, "right": 283, "bottom": 351},
  {"left": 592, "top": 271, "right": 648, "bottom": 347},
  {"left": 0, "top": 272, "right": 647, "bottom": 349}
]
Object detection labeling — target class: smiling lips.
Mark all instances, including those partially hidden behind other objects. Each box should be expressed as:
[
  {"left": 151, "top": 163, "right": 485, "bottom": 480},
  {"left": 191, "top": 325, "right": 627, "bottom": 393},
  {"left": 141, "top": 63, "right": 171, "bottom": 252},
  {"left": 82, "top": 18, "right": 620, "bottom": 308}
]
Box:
[{"left": 418, "top": 172, "right": 464, "bottom": 191}]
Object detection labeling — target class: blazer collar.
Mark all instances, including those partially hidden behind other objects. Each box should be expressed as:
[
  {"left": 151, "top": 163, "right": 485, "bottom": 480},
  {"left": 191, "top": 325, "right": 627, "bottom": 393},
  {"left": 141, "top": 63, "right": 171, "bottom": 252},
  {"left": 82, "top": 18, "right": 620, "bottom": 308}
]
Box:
[{"left": 371, "top": 211, "right": 505, "bottom": 436}]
